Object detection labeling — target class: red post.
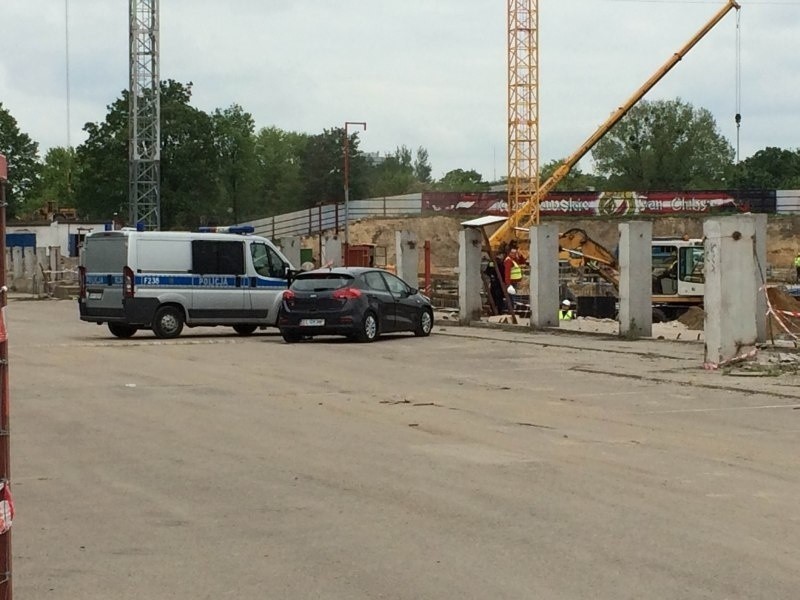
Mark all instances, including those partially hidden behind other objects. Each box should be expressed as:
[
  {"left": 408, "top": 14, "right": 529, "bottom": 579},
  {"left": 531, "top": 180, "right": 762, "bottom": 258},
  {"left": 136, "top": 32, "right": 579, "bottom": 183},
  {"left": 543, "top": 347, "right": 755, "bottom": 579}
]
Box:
[
  {"left": 424, "top": 240, "right": 432, "bottom": 295},
  {"left": 0, "top": 153, "right": 12, "bottom": 598}
]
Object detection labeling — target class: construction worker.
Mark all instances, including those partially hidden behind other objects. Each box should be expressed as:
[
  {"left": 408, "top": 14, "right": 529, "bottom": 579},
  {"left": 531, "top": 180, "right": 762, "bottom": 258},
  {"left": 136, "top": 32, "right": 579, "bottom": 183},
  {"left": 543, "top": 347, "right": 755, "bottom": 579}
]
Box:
[
  {"left": 795, "top": 252, "right": 800, "bottom": 282},
  {"left": 559, "top": 299, "right": 576, "bottom": 320},
  {"left": 503, "top": 246, "right": 524, "bottom": 312}
]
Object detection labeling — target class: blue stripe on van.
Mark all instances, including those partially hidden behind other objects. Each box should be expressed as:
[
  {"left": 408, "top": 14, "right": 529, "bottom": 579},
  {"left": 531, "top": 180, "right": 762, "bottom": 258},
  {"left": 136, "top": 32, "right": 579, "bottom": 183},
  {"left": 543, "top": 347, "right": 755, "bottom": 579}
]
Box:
[{"left": 87, "top": 273, "right": 287, "bottom": 289}]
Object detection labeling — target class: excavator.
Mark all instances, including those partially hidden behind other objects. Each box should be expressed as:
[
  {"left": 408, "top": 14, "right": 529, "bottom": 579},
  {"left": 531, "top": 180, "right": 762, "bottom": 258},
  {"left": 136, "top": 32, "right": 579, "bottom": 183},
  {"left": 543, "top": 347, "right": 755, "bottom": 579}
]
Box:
[
  {"left": 557, "top": 228, "right": 704, "bottom": 321},
  {"left": 489, "top": 0, "right": 740, "bottom": 252}
]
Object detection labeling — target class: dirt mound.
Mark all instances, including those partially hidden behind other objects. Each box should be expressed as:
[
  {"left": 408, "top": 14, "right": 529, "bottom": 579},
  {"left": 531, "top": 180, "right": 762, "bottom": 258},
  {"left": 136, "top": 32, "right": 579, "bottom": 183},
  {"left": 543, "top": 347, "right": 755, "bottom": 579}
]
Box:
[{"left": 678, "top": 306, "right": 706, "bottom": 330}]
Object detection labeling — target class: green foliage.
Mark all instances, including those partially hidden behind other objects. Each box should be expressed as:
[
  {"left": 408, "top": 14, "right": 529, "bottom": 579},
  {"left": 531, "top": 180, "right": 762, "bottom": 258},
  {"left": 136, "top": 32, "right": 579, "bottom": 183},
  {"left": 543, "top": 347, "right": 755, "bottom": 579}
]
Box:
[
  {"left": 733, "top": 147, "right": 800, "bottom": 189},
  {"left": 33, "top": 146, "right": 78, "bottom": 215},
  {"left": 211, "top": 104, "right": 259, "bottom": 223},
  {"left": 0, "top": 102, "right": 41, "bottom": 217},
  {"left": 435, "top": 168, "right": 489, "bottom": 192},
  {"left": 254, "top": 126, "right": 308, "bottom": 215},
  {"left": 592, "top": 99, "right": 734, "bottom": 190}
]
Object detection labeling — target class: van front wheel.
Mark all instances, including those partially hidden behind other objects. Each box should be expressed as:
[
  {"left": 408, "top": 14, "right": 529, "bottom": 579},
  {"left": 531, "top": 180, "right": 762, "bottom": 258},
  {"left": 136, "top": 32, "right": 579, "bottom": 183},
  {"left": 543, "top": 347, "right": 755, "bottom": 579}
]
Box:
[{"left": 153, "top": 306, "right": 184, "bottom": 339}]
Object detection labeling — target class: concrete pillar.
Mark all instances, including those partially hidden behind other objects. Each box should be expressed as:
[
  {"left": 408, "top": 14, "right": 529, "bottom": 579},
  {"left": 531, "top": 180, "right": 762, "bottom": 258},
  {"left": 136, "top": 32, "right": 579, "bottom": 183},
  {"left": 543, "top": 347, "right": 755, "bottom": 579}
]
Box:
[
  {"left": 458, "top": 228, "right": 483, "bottom": 325},
  {"left": 49, "top": 246, "right": 61, "bottom": 280},
  {"left": 618, "top": 221, "right": 653, "bottom": 338},
  {"left": 36, "top": 247, "right": 47, "bottom": 276},
  {"left": 322, "top": 236, "right": 343, "bottom": 267},
  {"left": 529, "top": 224, "right": 559, "bottom": 329},
  {"left": 279, "top": 236, "right": 302, "bottom": 269},
  {"left": 703, "top": 215, "right": 758, "bottom": 367},
  {"left": 753, "top": 214, "right": 768, "bottom": 343},
  {"left": 395, "top": 230, "right": 419, "bottom": 287},
  {"left": 23, "top": 247, "right": 36, "bottom": 279},
  {"left": 11, "top": 247, "right": 23, "bottom": 279}
]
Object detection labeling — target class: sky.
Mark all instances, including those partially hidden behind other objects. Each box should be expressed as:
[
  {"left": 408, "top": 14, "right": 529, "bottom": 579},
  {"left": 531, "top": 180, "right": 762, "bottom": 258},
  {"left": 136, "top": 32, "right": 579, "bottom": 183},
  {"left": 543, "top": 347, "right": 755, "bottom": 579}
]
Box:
[{"left": 1, "top": 0, "right": 798, "bottom": 182}]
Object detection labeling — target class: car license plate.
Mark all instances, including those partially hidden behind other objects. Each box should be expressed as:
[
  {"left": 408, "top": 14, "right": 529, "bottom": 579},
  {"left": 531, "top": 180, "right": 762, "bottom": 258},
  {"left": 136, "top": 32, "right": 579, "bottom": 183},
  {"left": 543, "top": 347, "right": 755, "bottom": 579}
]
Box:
[
  {"left": 300, "top": 318, "right": 324, "bottom": 327},
  {"left": 88, "top": 292, "right": 103, "bottom": 300}
]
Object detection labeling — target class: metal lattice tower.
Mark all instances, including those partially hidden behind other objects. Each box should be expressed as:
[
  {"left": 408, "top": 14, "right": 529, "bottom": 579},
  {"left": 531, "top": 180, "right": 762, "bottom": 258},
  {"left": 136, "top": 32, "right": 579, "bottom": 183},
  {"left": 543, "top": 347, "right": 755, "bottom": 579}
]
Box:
[
  {"left": 129, "top": 0, "right": 161, "bottom": 230},
  {"left": 507, "top": 0, "right": 539, "bottom": 225}
]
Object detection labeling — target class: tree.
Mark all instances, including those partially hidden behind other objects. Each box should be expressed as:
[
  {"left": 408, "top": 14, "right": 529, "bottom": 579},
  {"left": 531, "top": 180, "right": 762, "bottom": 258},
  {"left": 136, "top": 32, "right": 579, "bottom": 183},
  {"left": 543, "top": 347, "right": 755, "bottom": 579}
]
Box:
[
  {"left": 33, "top": 146, "right": 79, "bottom": 215},
  {"left": 298, "top": 127, "right": 368, "bottom": 209},
  {"left": 414, "top": 146, "right": 432, "bottom": 183},
  {"left": 211, "top": 104, "right": 259, "bottom": 223},
  {"left": 591, "top": 98, "right": 734, "bottom": 190},
  {"left": 76, "top": 80, "right": 220, "bottom": 228},
  {"left": 253, "top": 126, "right": 308, "bottom": 215},
  {"left": 733, "top": 147, "right": 800, "bottom": 189},
  {"left": 435, "top": 168, "right": 489, "bottom": 192},
  {"left": 366, "top": 145, "right": 416, "bottom": 197},
  {"left": 0, "top": 102, "right": 41, "bottom": 217}
]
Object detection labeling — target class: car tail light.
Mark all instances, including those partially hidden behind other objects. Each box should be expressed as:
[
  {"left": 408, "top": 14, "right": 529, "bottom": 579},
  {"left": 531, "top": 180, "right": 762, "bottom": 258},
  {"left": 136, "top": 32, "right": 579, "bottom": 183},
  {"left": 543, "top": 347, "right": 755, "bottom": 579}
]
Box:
[
  {"left": 78, "top": 266, "right": 87, "bottom": 299},
  {"left": 332, "top": 287, "right": 362, "bottom": 300},
  {"left": 123, "top": 266, "right": 135, "bottom": 299},
  {"left": 283, "top": 290, "right": 296, "bottom": 306}
]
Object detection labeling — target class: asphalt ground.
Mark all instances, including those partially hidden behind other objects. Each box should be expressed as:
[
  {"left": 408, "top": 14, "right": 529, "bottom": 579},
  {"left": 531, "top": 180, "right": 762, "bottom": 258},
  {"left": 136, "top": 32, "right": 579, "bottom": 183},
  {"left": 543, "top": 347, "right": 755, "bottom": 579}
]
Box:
[{"left": 8, "top": 299, "right": 800, "bottom": 599}]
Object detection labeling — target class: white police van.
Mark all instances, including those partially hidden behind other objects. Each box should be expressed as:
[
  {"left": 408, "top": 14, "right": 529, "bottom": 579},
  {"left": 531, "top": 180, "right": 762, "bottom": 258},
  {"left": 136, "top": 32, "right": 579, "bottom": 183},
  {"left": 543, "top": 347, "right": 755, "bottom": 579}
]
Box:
[{"left": 78, "top": 226, "right": 294, "bottom": 339}]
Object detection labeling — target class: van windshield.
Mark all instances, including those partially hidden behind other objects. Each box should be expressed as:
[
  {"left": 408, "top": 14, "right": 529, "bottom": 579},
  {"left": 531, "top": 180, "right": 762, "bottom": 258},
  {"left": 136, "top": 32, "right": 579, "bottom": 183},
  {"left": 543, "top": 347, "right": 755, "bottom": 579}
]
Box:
[{"left": 291, "top": 274, "right": 352, "bottom": 292}]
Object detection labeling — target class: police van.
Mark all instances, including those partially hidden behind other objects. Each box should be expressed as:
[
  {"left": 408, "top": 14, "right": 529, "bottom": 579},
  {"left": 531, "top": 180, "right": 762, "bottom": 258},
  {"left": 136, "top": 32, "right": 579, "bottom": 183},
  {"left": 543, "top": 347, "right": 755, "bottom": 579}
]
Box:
[{"left": 78, "top": 226, "right": 294, "bottom": 339}]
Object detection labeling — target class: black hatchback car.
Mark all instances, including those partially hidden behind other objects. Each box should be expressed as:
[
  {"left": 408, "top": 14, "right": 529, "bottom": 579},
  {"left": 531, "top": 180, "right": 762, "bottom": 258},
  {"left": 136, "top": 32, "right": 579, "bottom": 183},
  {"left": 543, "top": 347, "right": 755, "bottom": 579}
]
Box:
[{"left": 278, "top": 267, "right": 434, "bottom": 343}]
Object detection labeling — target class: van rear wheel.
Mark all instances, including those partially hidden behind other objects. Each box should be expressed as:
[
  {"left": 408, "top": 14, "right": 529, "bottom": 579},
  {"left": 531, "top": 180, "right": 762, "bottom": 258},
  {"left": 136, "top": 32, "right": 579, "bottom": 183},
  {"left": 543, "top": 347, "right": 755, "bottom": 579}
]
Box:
[
  {"left": 108, "top": 323, "right": 138, "bottom": 338},
  {"left": 153, "top": 306, "right": 184, "bottom": 339},
  {"left": 233, "top": 324, "right": 258, "bottom": 336}
]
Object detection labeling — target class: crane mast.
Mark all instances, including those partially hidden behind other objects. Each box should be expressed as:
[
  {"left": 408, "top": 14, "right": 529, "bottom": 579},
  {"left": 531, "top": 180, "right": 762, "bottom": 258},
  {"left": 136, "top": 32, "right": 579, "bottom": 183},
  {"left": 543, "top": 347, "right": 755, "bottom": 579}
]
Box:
[
  {"left": 492, "top": 0, "right": 740, "bottom": 250},
  {"left": 507, "top": 0, "right": 539, "bottom": 224},
  {"left": 129, "top": 0, "right": 161, "bottom": 230}
]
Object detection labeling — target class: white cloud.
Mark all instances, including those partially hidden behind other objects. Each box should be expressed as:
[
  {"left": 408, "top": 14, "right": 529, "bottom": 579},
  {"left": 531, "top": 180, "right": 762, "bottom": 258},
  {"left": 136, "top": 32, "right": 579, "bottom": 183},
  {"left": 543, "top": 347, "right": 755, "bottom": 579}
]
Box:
[{"left": 1, "top": 0, "right": 797, "bottom": 180}]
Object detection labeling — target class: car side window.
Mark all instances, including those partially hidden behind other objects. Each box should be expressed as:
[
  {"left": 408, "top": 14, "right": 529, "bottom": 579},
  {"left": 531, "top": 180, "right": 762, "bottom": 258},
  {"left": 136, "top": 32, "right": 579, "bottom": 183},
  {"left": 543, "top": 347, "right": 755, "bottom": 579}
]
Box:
[
  {"left": 381, "top": 272, "right": 410, "bottom": 296},
  {"left": 364, "top": 271, "right": 389, "bottom": 291}
]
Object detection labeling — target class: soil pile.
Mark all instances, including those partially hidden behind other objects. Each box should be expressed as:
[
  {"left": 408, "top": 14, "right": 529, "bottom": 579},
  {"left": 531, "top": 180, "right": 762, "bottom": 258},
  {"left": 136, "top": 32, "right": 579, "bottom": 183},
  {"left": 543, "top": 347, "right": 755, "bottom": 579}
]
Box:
[{"left": 678, "top": 306, "right": 706, "bottom": 330}]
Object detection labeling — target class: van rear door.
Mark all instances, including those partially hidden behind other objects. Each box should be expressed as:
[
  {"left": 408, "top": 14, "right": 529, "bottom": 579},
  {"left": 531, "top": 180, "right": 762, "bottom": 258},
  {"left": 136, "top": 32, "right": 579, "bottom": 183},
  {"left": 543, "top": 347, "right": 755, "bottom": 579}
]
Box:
[{"left": 79, "top": 232, "right": 128, "bottom": 322}]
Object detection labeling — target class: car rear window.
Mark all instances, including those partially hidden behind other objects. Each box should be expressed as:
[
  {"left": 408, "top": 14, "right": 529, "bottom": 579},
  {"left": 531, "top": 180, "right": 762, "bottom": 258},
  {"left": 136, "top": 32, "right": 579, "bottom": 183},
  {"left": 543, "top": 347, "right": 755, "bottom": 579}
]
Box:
[{"left": 291, "top": 274, "right": 353, "bottom": 292}]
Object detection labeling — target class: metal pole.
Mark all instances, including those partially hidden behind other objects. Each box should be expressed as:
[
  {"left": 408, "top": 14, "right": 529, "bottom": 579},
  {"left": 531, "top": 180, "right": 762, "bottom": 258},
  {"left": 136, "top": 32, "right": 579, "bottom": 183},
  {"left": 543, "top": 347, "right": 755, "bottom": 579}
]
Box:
[
  {"left": 0, "top": 154, "right": 12, "bottom": 598},
  {"left": 343, "top": 121, "right": 366, "bottom": 267}
]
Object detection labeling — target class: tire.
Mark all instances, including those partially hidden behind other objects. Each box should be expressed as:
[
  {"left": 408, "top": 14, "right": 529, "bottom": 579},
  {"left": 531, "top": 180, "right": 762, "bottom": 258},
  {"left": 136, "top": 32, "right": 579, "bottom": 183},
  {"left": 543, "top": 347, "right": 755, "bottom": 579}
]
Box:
[
  {"left": 281, "top": 329, "right": 302, "bottom": 343},
  {"left": 233, "top": 324, "right": 258, "bottom": 336},
  {"left": 107, "top": 323, "right": 138, "bottom": 339},
  {"left": 355, "top": 311, "right": 379, "bottom": 343},
  {"left": 414, "top": 309, "right": 433, "bottom": 337},
  {"left": 652, "top": 308, "right": 668, "bottom": 323},
  {"left": 152, "top": 305, "right": 185, "bottom": 339}
]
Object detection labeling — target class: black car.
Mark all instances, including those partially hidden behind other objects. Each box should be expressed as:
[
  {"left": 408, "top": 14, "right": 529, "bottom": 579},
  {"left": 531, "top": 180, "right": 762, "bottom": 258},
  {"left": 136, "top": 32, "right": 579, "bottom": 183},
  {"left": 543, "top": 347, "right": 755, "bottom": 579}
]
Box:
[{"left": 278, "top": 267, "right": 434, "bottom": 343}]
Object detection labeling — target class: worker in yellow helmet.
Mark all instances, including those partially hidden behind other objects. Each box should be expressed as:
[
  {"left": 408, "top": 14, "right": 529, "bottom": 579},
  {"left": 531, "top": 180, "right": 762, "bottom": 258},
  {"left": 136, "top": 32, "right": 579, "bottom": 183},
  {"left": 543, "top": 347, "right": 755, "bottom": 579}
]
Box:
[
  {"left": 794, "top": 252, "right": 800, "bottom": 282},
  {"left": 559, "top": 299, "right": 576, "bottom": 321}
]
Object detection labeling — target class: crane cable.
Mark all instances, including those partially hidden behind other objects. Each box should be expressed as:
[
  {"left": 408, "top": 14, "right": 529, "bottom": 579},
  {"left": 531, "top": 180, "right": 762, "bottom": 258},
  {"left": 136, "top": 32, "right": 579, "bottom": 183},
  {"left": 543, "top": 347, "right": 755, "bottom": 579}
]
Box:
[{"left": 734, "top": 7, "right": 741, "bottom": 164}]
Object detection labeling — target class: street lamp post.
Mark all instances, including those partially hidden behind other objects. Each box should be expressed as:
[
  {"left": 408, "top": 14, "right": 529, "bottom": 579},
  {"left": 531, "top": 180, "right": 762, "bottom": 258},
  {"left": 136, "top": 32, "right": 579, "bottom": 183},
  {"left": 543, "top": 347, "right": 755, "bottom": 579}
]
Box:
[{"left": 343, "top": 121, "right": 366, "bottom": 266}]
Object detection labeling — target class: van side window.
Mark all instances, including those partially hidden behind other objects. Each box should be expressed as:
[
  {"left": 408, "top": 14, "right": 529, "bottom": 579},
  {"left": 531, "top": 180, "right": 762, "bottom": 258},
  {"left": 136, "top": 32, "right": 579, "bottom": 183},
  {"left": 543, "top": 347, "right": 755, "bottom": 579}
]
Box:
[
  {"left": 252, "top": 243, "right": 287, "bottom": 279},
  {"left": 266, "top": 246, "right": 287, "bottom": 279},
  {"left": 192, "top": 240, "right": 245, "bottom": 275}
]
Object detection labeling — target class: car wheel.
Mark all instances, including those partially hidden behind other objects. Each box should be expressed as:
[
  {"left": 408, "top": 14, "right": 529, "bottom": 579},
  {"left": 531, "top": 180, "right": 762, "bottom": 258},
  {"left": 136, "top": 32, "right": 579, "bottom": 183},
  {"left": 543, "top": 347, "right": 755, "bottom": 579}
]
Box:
[
  {"left": 652, "top": 308, "right": 668, "bottom": 323},
  {"left": 355, "top": 311, "right": 379, "bottom": 343},
  {"left": 414, "top": 309, "right": 433, "bottom": 337},
  {"left": 233, "top": 324, "right": 258, "bottom": 336},
  {"left": 281, "top": 329, "right": 302, "bottom": 343},
  {"left": 152, "top": 305, "right": 184, "bottom": 339},
  {"left": 107, "top": 323, "right": 138, "bottom": 339}
]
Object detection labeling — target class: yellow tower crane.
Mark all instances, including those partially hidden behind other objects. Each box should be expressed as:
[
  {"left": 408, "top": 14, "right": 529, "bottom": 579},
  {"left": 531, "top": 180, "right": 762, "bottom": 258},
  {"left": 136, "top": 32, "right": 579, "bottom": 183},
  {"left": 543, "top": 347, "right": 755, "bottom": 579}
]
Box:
[
  {"left": 507, "top": 0, "right": 539, "bottom": 225},
  {"left": 497, "top": 0, "right": 740, "bottom": 252}
]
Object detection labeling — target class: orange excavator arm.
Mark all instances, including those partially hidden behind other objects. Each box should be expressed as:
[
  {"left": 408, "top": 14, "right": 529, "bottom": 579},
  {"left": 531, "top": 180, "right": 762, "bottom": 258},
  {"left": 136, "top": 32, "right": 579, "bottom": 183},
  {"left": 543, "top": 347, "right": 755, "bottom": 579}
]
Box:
[{"left": 489, "top": 0, "right": 740, "bottom": 252}]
